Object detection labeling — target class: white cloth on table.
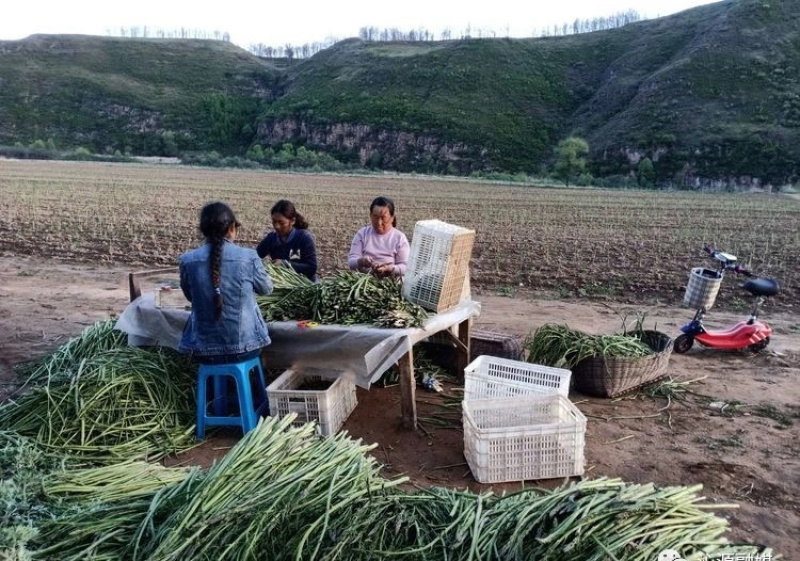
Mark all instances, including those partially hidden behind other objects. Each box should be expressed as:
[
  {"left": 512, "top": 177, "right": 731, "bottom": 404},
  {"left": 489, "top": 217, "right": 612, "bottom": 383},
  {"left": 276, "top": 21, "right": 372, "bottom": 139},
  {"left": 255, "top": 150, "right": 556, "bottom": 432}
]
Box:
[
  {"left": 115, "top": 293, "right": 188, "bottom": 347},
  {"left": 115, "top": 294, "right": 480, "bottom": 389}
]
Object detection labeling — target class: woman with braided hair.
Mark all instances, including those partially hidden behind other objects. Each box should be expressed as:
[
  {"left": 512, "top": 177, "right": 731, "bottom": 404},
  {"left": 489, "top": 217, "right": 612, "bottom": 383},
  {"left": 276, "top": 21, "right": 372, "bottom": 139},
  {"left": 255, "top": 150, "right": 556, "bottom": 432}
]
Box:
[{"left": 178, "top": 202, "right": 273, "bottom": 364}]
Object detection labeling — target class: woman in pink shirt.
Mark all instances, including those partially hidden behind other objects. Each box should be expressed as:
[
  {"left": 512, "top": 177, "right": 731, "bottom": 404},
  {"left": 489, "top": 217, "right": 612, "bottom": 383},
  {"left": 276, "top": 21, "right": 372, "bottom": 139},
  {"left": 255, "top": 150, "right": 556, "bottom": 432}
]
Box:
[{"left": 348, "top": 196, "right": 410, "bottom": 278}]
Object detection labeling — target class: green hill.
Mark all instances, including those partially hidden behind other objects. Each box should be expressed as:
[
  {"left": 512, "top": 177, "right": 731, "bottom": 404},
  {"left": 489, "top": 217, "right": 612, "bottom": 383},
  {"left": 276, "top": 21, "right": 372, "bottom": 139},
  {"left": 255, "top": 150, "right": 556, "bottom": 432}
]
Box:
[
  {"left": 0, "top": 35, "right": 283, "bottom": 154},
  {"left": 1, "top": 0, "right": 799, "bottom": 184}
]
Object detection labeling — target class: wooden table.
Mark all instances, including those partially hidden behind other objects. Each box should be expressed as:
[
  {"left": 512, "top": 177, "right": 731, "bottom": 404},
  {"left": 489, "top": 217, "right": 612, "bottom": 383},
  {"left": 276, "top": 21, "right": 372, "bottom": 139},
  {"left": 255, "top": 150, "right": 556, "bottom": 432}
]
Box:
[
  {"left": 125, "top": 268, "right": 474, "bottom": 430},
  {"left": 397, "top": 318, "right": 470, "bottom": 429}
]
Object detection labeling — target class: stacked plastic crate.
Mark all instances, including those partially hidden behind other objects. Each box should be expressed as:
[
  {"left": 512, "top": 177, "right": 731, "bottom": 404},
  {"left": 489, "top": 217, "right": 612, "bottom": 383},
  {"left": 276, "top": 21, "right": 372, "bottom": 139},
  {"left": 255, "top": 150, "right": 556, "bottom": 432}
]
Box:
[
  {"left": 462, "top": 356, "right": 587, "bottom": 484},
  {"left": 267, "top": 369, "right": 358, "bottom": 437},
  {"left": 403, "top": 220, "right": 475, "bottom": 313},
  {"left": 402, "top": 219, "right": 585, "bottom": 483}
]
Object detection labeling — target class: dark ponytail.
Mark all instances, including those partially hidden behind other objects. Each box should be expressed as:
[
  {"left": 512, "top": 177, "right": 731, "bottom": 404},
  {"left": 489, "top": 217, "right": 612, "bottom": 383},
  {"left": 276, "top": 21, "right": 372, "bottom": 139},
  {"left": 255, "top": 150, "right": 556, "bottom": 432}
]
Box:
[
  {"left": 199, "top": 202, "right": 240, "bottom": 319},
  {"left": 271, "top": 199, "right": 309, "bottom": 229},
  {"left": 370, "top": 196, "right": 397, "bottom": 227}
]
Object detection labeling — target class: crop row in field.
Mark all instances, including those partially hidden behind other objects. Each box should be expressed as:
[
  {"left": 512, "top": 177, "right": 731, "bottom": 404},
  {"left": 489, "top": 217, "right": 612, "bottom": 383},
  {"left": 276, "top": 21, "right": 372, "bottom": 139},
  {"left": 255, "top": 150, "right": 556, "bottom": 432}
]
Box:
[{"left": 1, "top": 160, "right": 798, "bottom": 306}]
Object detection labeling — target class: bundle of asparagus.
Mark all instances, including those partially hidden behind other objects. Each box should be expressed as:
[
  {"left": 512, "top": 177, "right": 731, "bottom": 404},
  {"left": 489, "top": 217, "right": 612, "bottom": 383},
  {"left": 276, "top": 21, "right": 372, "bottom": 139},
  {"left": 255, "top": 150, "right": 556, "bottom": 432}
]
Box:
[
  {"left": 259, "top": 264, "right": 428, "bottom": 328},
  {"left": 525, "top": 323, "right": 654, "bottom": 369}
]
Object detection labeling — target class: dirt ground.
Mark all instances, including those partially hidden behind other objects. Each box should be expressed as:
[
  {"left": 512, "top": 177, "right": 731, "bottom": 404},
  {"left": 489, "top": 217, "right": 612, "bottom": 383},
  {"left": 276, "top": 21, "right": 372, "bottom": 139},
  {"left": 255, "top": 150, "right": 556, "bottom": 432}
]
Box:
[{"left": 1, "top": 254, "right": 798, "bottom": 557}]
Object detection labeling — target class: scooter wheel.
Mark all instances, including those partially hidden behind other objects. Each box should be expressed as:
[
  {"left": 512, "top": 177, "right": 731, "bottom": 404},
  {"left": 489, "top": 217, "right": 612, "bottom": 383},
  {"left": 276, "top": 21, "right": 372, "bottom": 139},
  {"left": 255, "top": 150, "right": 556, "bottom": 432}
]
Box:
[
  {"left": 747, "top": 337, "right": 770, "bottom": 354},
  {"left": 673, "top": 334, "right": 694, "bottom": 354}
]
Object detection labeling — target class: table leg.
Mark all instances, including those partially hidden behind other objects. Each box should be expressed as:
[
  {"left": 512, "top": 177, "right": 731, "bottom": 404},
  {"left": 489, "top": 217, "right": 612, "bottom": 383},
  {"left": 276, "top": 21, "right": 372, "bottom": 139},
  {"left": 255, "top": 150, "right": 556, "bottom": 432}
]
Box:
[
  {"left": 456, "top": 319, "right": 472, "bottom": 374},
  {"left": 398, "top": 347, "right": 417, "bottom": 430},
  {"left": 127, "top": 267, "right": 180, "bottom": 302}
]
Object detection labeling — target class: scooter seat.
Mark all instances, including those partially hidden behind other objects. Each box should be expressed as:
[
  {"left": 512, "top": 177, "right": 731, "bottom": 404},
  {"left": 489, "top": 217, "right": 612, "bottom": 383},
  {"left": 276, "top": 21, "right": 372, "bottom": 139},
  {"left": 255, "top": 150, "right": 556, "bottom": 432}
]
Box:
[{"left": 742, "top": 277, "right": 779, "bottom": 297}]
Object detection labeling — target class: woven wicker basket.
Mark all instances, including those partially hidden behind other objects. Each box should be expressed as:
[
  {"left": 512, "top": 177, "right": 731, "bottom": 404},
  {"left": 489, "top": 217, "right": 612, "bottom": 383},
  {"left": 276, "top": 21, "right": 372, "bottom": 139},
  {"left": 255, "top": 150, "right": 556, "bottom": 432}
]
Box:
[
  {"left": 684, "top": 267, "right": 722, "bottom": 310},
  {"left": 469, "top": 330, "right": 523, "bottom": 362},
  {"left": 571, "top": 330, "right": 673, "bottom": 398}
]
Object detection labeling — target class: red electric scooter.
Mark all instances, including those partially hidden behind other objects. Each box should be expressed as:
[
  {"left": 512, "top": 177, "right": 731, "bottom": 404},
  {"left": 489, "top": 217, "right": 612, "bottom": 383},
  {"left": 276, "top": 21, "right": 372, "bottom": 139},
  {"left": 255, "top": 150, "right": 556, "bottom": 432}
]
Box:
[{"left": 674, "top": 245, "right": 779, "bottom": 354}]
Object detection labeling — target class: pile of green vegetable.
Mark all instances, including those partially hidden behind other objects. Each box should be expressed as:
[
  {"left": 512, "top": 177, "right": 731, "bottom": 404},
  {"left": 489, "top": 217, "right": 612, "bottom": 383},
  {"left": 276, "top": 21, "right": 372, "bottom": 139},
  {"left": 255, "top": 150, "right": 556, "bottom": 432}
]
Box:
[
  {"left": 19, "top": 318, "right": 127, "bottom": 385},
  {"left": 259, "top": 264, "right": 429, "bottom": 328},
  {"left": 0, "top": 321, "right": 196, "bottom": 463},
  {"left": 34, "top": 461, "right": 196, "bottom": 561},
  {"left": 0, "top": 319, "right": 779, "bottom": 560},
  {"left": 0, "top": 417, "right": 774, "bottom": 561},
  {"left": 0, "top": 431, "right": 69, "bottom": 556},
  {"left": 0, "top": 431, "right": 195, "bottom": 560},
  {"left": 525, "top": 323, "right": 654, "bottom": 369}
]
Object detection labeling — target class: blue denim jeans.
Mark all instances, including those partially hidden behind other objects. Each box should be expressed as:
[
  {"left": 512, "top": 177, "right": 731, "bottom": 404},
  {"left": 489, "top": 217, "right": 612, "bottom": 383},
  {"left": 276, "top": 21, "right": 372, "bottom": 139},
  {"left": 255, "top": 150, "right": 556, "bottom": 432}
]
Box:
[{"left": 195, "top": 349, "right": 262, "bottom": 365}]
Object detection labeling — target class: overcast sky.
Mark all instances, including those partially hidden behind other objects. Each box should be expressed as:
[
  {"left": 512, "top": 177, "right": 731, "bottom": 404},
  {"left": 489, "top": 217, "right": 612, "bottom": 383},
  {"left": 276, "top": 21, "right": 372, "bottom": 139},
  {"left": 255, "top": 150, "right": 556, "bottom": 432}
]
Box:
[{"left": 1, "top": 0, "right": 721, "bottom": 49}]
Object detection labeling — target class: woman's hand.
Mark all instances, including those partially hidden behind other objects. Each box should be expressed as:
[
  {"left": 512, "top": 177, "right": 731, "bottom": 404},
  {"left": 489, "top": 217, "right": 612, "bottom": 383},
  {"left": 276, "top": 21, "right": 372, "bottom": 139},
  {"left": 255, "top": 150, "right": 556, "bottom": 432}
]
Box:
[
  {"left": 373, "top": 264, "right": 394, "bottom": 278},
  {"left": 357, "top": 257, "right": 375, "bottom": 270},
  {"left": 272, "top": 259, "right": 284, "bottom": 266}
]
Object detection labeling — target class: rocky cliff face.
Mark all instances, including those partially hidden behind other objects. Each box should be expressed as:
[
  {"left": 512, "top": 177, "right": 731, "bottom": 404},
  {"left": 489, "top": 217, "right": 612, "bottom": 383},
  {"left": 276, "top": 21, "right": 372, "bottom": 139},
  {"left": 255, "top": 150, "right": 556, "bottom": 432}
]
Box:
[{"left": 257, "top": 118, "right": 490, "bottom": 172}]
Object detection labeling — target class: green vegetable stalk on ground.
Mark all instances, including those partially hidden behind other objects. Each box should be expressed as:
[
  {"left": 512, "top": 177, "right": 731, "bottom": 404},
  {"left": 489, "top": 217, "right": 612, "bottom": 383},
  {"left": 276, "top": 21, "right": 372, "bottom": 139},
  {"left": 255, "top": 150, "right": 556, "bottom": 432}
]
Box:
[
  {"left": 18, "top": 319, "right": 127, "bottom": 386},
  {"left": 0, "top": 318, "right": 780, "bottom": 560},
  {"left": 6, "top": 417, "right": 774, "bottom": 561},
  {"left": 0, "top": 345, "right": 196, "bottom": 463}
]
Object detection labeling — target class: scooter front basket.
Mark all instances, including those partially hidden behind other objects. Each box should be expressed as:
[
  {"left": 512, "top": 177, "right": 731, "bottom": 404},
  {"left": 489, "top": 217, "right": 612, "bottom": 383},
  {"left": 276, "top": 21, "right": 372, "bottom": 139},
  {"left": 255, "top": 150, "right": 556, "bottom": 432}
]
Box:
[{"left": 684, "top": 267, "right": 722, "bottom": 310}]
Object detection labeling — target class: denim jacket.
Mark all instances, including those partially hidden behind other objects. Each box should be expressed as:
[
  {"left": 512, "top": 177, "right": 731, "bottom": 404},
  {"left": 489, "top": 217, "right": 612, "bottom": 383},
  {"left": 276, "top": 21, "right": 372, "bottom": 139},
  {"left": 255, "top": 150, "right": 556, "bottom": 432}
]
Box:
[{"left": 178, "top": 240, "right": 273, "bottom": 357}]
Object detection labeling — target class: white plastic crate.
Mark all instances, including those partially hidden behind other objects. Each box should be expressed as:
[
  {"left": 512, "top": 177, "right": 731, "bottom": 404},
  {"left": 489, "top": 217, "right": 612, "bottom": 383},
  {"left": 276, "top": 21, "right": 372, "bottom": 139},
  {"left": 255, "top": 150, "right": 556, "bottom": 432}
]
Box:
[
  {"left": 267, "top": 369, "right": 357, "bottom": 436},
  {"left": 463, "top": 394, "right": 586, "bottom": 483},
  {"left": 403, "top": 220, "right": 475, "bottom": 313},
  {"left": 684, "top": 267, "right": 722, "bottom": 310},
  {"left": 464, "top": 355, "right": 571, "bottom": 399}
]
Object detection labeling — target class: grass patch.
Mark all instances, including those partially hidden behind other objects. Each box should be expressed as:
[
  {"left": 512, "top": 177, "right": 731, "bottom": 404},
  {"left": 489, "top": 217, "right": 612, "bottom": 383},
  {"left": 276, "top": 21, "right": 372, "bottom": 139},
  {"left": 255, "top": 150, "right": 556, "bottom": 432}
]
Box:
[
  {"left": 578, "top": 282, "right": 622, "bottom": 297},
  {"left": 751, "top": 403, "right": 795, "bottom": 428},
  {"left": 495, "top": 286, "right": 516, "bottom": 298},
  {"left": 695, "top": 430, "right": 746, "bottom": 451}
]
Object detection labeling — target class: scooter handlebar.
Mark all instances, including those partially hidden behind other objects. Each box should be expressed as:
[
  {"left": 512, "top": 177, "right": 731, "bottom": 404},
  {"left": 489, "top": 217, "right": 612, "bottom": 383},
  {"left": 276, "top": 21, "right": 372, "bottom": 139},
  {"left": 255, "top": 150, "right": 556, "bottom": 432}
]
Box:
[
  {"left": 703, "top": 245, "right": 752, "bottom": 275},
  {"left": 730, "top": 264, "right": 753, "bottom": 277}
]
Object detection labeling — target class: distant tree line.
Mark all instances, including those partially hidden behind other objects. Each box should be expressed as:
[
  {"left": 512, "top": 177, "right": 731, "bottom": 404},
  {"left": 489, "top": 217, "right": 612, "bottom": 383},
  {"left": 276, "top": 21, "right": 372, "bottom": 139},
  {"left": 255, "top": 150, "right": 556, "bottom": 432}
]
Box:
[
  {"left": 358, "top": 27, "right": 443, "bottom": 42},
  {"left": 248, "top": 38, "right": 338, "bottom": 60},
  {"left": 107, "top": 27, "right": 231, "bottom": 42},
  {"left": 539, "top": 10, "right": 642, "bottom": 37},
  {"left": 0, "top": 138, "right": 135, "bottom": 163},
  {"left": 247, "top": 10, "right": 642, "bottom": 60},
  {"left": 107, "top": 10, "right": 641, "bottom": 60},
  {"left": 353, "top": 13, "right": 641, "bottom": 45}
]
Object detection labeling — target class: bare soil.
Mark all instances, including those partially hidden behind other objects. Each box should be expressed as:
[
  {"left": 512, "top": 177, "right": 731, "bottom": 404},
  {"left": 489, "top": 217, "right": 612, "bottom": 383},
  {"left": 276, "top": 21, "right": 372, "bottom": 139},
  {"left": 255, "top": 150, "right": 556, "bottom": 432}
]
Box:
[{"left": 1, "top": 255, "right": 798, "bottom": 557}]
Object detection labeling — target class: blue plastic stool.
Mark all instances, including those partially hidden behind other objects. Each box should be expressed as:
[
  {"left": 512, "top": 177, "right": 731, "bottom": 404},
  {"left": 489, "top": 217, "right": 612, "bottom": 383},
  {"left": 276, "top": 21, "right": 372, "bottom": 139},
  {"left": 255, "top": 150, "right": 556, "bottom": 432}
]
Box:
[{"left": 196, "top": 356, "right": 268, "bottom": 440}]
